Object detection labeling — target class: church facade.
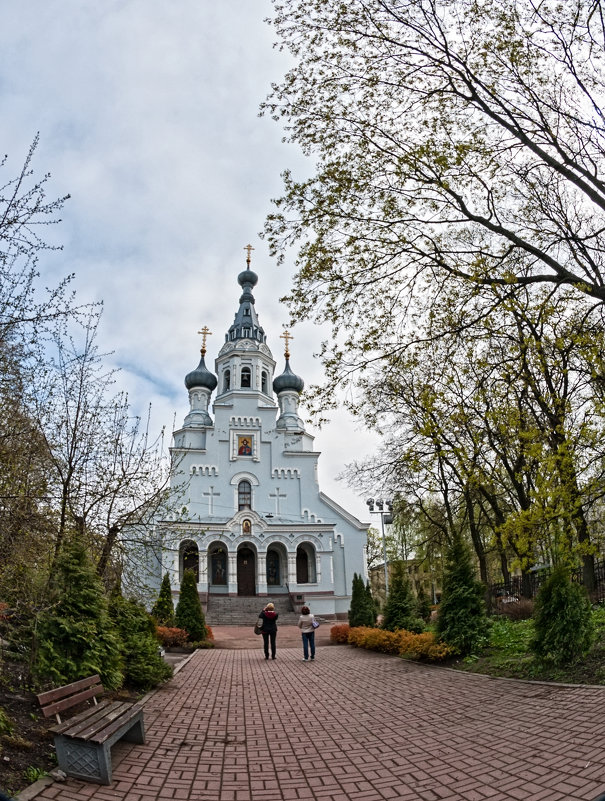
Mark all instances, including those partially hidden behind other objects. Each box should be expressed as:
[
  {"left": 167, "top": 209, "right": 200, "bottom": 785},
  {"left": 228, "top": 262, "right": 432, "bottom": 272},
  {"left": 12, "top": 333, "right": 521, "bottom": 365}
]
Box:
[{"left": 151, "top": 253, "right": 368, "bottom": 619}]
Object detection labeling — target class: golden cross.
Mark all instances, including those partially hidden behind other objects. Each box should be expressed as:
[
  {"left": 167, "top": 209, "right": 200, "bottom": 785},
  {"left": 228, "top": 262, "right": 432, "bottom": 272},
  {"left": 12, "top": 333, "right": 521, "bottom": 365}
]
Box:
[
  {"left": 197, "top": 325, "right": 212, "bottom": 356},
  {"left": 244, "top": 243, "right": 255, "bottom": 265},
  {"left": 280, "top": 329, "right": 293, "bottom": 359}
]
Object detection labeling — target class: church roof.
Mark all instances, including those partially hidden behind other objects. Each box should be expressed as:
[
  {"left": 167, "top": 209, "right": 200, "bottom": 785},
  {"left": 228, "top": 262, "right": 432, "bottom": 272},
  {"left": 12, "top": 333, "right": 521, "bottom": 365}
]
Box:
[
  {"left": 184, "top": 351, "right": 218, "bottom": 391},
  {"left": 273, "top": 358, "right": 304, "bottom": 394},
  {"left": 224, "top": 266, "right": 268, "bottom": 346}
]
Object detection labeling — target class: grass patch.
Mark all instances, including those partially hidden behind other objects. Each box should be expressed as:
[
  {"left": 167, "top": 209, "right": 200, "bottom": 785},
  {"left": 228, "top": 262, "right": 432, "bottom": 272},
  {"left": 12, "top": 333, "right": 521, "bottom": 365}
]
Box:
[{"left": 452, "top": 607, "right": 605, "bottom": 684}]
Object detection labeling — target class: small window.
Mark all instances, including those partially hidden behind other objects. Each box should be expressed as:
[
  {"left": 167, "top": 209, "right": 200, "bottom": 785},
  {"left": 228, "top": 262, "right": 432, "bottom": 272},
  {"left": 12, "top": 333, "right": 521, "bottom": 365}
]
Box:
[
  {"left": 238, "top": 480, "right": 252, "bottom": 510},
  {"left": 261, "top": 370, "right": 268, "bottom": 394},
  {"left": 244, "top": 308, "right": 250, "bottom": 316},
  {"left": 224, "top": 369, "right": 231, "bottom": 392},
  {"left": 241, "top": 366, "right": 251, "bottom": 388}
]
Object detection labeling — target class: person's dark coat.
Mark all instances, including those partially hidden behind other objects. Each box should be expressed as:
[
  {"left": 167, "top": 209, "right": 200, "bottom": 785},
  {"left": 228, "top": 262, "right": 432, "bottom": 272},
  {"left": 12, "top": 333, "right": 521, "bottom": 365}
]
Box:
[{"left": 260, "top": 609, "right": 278, "bottom": 632}]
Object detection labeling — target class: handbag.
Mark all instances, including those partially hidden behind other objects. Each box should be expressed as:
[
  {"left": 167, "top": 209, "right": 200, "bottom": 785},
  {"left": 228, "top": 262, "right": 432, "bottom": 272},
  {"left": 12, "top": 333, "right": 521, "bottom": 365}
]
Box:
[
  {"left": 254, "top": 617, "right": 263, "bottom": 635},
  {"left": 311, "top": 618, "right": 320, "bottom": 629}
]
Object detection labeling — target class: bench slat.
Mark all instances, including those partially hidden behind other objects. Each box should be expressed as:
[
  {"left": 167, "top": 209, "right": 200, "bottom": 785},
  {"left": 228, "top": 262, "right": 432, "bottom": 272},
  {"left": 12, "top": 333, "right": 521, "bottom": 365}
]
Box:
[
  {"left": 51, "top": 699, "right": 114, "bottom": 735},
  {"left": 39, "top": 685, "right": 104, "bottom": 719},
  {"left": 88, "top": 703, "right": 144, "bottom": 744},
  {"left": 57, "top": 701, "right": 139, "bottom": 743},
  {"left": 39, "top": 674, "right": 146, "bottom": 785},
  {"left": 37, "top": 674, "right": 102, "bottom": 708}
]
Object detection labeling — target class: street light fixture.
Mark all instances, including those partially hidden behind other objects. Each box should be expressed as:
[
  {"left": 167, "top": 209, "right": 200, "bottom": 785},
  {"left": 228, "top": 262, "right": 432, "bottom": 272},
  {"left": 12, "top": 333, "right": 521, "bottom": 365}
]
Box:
[{"left": 366, "top": 498, "right": 393, "bottom": 596}]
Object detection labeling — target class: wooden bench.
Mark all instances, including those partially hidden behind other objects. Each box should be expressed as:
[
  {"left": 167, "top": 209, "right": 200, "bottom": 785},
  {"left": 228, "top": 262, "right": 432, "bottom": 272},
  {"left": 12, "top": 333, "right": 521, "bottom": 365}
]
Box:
[{"left": 37, "top": 674, "right": 145, "bottom": 785}]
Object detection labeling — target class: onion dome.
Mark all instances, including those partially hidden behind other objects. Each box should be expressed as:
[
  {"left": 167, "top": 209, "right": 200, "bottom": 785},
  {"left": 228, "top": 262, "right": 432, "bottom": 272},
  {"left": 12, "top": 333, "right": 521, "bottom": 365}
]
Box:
[
  {"left": 273, "top": 359, "right": 304, "bottom": 394},
  {"left": 238, "top": 268, "right": 258, "bottom": 297},
  {"left": 185, "top": 352, "right": 218, "bottom": 391},
  {"left": 185, "top": 326, "right": 217, "bottom": 391}
]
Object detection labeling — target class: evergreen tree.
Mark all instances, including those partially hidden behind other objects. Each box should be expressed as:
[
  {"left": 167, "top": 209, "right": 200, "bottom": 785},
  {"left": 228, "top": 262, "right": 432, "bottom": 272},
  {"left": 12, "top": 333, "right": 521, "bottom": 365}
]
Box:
[
  {"left": 415, "top": 584, "right": 432, "bottom": 624},
  {"left": 348, "top": 573, "right": 375, "bottom": 627},
  {"left": 151, "top": 573, "right": 175, "bottom": 626},
  {"left": 34, "top": 536, "right": 123, "bottom": 688},
  {"left": 175, "top": 568, "right": 208, "bottom": 642},
  {"left": 531, "top": 564, "right": 593, "bottom": 666},
  {"left": 436, "top": 535, "right": 489, "bottom": 656},
  {"left": 110, "top": 594, "right": 172, "bottom": 690},
  {"left": 382, "top": 561, "right": 424, "bottom": 633}
]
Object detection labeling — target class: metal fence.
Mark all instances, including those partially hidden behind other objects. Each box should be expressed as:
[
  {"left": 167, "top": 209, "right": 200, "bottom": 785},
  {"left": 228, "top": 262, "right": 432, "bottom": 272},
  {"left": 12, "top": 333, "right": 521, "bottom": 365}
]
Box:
[{"left": 489, "top": 557, "right": 605, "bottom": 605}]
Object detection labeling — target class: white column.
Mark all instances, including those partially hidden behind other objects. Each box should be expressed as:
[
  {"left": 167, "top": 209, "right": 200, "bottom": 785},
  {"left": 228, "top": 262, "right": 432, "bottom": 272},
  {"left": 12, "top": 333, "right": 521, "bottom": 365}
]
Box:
[
  {"left": 288, "top": 552, "right": 297, "bottom": 586},
  {"left": 198, "top": 548, "right": 208, "bottom": 593},
  {"left": 228, "top": 551, "right": 238, "bottom": 594},
  {"left": 257, "top": 552, "right": 267, "bottom": 595}
]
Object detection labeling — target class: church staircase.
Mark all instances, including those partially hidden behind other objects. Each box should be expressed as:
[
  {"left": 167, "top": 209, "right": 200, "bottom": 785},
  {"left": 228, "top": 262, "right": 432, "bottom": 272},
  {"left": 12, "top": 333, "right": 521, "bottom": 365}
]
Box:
[{"left": 205, "top": 595, "right": 300, "bottom": 626}]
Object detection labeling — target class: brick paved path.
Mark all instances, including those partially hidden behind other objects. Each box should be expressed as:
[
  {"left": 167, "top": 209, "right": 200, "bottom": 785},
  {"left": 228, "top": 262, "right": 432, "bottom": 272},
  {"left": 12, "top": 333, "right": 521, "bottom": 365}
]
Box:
[{"left": 26, "top": 645, "right": 605, "bottom": 801}]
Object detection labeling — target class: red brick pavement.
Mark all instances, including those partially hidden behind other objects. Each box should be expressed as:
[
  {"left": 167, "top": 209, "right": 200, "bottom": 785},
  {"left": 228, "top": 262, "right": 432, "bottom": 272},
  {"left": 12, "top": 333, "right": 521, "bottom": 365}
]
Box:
[{"left": 23, "top": 636, "right": 605, "bottom": 801}]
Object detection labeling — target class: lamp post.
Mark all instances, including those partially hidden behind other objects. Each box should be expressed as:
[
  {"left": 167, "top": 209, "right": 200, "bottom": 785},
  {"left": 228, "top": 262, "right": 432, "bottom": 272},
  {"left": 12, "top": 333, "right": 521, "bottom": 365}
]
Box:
[{"left": 366, "top": 498, "right": 393, "bottom": 596}]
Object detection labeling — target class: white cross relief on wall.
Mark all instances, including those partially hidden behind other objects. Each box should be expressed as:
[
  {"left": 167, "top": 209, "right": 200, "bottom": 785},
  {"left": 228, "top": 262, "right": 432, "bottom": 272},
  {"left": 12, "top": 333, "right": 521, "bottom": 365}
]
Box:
[
  {"left": 269, "top": 487, "right": 287, "bottom": 516},
  {"left": 203, "top": 486, "right": 220, "bottom": 515}
]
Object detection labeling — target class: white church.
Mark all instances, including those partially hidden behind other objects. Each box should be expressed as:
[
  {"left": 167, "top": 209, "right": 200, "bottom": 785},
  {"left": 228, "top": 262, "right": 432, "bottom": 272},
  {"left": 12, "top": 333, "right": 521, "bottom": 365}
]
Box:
[{"left": 148, "top": 250, "right": 369, "bottom": 620}]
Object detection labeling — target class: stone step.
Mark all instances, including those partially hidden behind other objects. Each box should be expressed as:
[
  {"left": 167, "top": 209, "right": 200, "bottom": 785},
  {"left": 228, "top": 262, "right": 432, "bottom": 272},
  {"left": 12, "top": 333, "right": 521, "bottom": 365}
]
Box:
[{"left": 206, "top": 595, "right": 298, "bottom": 626}]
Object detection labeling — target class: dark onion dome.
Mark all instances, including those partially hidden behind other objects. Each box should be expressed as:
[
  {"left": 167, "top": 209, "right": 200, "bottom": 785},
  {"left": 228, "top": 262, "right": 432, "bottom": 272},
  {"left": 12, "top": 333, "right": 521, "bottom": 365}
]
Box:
[
  {"left": 273, "top": 359, "right": 304, "bottom": 394},
  {"left": 238, "top": 268, "right": 258, "bottom": 294},
  {"left": 185, "top": 353, "right": 218, "bottom": 391}
]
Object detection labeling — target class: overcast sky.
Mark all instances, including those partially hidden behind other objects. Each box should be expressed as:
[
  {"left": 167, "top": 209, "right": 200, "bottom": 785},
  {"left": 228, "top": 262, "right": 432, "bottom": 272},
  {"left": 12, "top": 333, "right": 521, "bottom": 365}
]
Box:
[{"left": 0, "top": 0, "right": 380, "bottom": 523}]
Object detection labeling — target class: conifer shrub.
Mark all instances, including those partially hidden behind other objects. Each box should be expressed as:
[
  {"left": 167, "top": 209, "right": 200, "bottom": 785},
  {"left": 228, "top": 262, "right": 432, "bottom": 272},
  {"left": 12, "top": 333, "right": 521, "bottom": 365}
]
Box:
[
  {"left": 156, "top": 626, "right": 189, "bottom": 648},
  {"left": 382, "top": 562, "right": 425, "bottom": 633},
  {"left": 436, "top": 535, "right": 489, "bottom": 656},
  {"left": 175, "top": 569, "right": 208, "bottom": 642},
  {"left": 415, "top": 584, "right": 432, "bottom": 623},
  {"left": 110, "top": 595, "right": 172, "bottom": 690},
  {"left": 330, "top": 624, "right": 350, "bottom": 643},
  {"left": 151, "top": 573, "right": 175, "bottom": 626},
  {"left": 531, "top": 564, "right": 593, "bottom": 666},
  {"left": 34, "top": 536, "right": 123, "bottom": 689},
  {"left": 348, "top": 573, "right": 375, "bottom": 627}
]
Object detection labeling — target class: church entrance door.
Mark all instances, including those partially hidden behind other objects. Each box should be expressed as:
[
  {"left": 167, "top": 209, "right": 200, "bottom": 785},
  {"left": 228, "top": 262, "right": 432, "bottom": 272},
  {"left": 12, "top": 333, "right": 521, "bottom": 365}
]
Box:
[{"left": 237, "top": 547, "right": 256, "bottom": 596}]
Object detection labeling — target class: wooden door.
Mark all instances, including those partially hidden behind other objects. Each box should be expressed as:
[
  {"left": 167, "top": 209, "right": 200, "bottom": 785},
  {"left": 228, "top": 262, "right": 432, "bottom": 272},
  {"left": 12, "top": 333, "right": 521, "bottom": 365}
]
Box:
[{"left": 237, "top": 548, "right": 256, "bottom": 595}]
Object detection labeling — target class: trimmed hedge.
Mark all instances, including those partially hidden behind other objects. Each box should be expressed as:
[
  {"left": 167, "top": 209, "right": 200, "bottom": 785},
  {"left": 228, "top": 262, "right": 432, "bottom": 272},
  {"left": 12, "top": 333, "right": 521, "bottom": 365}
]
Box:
[
  {"left": 346, "top": 626, "right": 454, "bottom": 662},
  {"left": 156, "top": 626, "right": 189, "bottom": 648},
  {"left": 330, "top": 624, "right": 351, "bottom": 643}
]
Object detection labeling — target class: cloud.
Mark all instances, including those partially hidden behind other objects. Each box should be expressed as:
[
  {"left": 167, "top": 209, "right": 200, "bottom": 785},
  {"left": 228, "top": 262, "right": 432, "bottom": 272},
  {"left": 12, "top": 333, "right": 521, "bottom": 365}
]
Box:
[{"left": 0, "top": 0, "right": 379, "bottom": 522}]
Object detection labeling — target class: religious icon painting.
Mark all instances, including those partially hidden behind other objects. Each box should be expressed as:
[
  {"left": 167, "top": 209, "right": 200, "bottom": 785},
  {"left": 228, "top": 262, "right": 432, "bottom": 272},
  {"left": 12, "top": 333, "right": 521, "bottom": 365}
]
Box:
[
  {"left": 242, "top": 519, "right": 251, "bottom": 534},
  {"left": 237, "top": 434, "right": 253, "bottom": 456}
]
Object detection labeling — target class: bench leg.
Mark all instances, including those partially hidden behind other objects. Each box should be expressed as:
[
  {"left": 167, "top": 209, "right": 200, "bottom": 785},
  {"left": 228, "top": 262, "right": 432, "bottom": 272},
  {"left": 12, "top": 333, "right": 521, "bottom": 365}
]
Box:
[
  {"left": 54, "top": 736, "right": 112, "bottom": 784},
  {"left": 120, "top": 712, "right": 145, "bottom": 745}
]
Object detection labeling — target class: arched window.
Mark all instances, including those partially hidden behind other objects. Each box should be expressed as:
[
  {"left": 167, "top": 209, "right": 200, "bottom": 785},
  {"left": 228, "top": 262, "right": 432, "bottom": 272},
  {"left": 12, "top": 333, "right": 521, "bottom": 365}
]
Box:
[
  {"left": 296, "top": 544, "right": 317, "bottom": 583},
  {"left": 241, "top": 366, "right": 251, "bottom": 388},
  {"left": 224, "top": 369, "right": 231, "bottom": 392},
  {"left": 266, "top": 549, "right": 281, "bottom": 586},
  {"left": 238, "top": 480, "right": 252, "bottom": 510},
  {"left": 261, "top": 370, "right": 268, "bottom": 394},
  {"left": 180, "top": 540, "right": 199, "bottom": 583},
  {"left": 210, "top": 545, "right": 227, "bottom": 585}
]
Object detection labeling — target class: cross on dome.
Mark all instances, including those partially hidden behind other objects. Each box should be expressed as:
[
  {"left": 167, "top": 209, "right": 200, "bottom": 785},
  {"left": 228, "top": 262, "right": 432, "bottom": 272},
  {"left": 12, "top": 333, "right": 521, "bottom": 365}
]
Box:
[
  {"left": 244, "top": 243, "right": 255, "bottom": 266},
  {"left": 197, "top": 325, "right": 212, "bottom": 356},
  {"left": 280, "top": 329, "right": 293, "bottom": 359}
]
